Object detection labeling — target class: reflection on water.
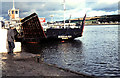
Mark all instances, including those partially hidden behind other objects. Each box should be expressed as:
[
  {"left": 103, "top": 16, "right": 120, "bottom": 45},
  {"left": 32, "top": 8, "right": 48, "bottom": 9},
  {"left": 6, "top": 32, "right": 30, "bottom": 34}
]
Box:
[{"left": 22, "top": 25, "right": 120, "bottom": 77}]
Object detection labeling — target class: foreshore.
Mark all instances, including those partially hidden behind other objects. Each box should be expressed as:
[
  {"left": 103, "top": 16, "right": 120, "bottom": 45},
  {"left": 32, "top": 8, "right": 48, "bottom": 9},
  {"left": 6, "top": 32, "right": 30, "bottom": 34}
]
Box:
[{"left": 1, "top": 52, "right": 94, "bottom": 78}]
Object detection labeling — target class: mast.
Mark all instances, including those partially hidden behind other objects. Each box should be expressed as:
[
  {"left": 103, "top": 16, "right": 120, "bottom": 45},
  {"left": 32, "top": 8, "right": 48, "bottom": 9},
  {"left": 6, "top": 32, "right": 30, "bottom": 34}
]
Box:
[
  {"left": 63, "top": 0, "right": 66, "bottom": 28},
  {"left": 12, "top": 0, "right": 15, "bottom": 9},
  {"left": 69, "top": 14, "right": 71, "bottom": 25}
]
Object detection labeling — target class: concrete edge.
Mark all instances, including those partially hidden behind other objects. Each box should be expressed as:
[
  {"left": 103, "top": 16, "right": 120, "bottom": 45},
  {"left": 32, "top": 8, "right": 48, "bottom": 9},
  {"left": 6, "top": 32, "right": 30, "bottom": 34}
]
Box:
[
  {"left": 41, "top": 62, "right": 96, "bottom": 78},
  {"left": 33, "top": 56, "right": 96, "bottom": 78}
]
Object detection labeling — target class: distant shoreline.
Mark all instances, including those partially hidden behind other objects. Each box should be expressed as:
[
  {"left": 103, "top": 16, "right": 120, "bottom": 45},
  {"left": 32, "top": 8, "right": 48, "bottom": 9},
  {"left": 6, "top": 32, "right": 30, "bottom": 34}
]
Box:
[{"left": 85, "top": 23, "right": 120, "bottom": 26}]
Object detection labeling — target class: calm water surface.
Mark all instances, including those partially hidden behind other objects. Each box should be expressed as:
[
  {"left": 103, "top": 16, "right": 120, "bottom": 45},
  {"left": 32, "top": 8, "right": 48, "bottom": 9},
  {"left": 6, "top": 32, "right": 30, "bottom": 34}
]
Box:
[{"left": 22, "top": 25, "right": 120, "bottom": 77}]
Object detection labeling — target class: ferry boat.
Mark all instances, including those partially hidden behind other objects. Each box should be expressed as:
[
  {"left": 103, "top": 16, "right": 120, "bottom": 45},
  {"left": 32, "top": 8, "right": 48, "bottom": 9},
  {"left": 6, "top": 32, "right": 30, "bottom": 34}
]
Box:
[{"left": 20, "top": 0, "right": 86, "bottom": 42}]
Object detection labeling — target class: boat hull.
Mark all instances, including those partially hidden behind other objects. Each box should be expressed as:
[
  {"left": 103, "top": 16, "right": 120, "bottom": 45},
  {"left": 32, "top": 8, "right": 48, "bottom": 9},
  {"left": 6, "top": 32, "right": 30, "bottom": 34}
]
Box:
[{"left": 46, "top": 28, "right": 82, "bottom": 40}]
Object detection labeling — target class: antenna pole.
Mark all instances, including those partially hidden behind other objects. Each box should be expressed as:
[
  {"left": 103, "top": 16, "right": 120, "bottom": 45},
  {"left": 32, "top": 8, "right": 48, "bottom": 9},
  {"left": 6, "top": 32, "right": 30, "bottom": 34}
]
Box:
[
  {"left": 13, "top": 0, "right": 15, "bottom": 9},
  {"left": 63, "top": 0, "right": 65, "bottom": 28}
]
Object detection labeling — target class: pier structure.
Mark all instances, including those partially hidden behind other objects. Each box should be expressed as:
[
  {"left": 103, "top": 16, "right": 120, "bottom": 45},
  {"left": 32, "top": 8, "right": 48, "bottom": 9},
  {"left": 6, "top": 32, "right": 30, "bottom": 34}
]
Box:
[{"left": 7, "top": 0, "right": 21, "bottom": 32}]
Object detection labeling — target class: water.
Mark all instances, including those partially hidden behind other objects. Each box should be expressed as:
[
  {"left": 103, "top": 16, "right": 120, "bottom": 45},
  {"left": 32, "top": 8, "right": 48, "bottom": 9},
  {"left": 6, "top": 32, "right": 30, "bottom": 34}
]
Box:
[{"left": 22, "top": 25, "right": 120, "bottom": 77}]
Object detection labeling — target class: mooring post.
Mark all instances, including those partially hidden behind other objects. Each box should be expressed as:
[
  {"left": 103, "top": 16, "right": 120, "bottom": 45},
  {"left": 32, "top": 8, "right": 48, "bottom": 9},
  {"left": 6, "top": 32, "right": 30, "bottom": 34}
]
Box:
[{"left": 36, "top": 54, "right": 41, "bottom": 63}]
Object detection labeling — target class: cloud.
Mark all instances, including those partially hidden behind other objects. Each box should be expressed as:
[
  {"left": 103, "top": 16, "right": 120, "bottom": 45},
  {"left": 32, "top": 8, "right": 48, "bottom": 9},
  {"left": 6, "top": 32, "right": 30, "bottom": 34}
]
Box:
[
  {"left": 96, "top": 0, "right": 119, "bottom": 4},
  {"left": 1, "top": 0, "right": 119, "bottom": 21},
  {"left": 2, "top": 0, "right": 62, "bottom": 2},
  {"left": 89, "top": 2, "right": 118, "bottom": 12},
  {"left": 17, "top": 2, "right": 64, "bottom": 21}
]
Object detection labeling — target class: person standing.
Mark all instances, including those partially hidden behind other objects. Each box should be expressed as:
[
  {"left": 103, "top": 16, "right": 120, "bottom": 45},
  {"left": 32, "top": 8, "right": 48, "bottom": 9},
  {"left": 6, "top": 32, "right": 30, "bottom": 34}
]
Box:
[{"left": 7, "top": 25, "right": 18, "bottom": 55}]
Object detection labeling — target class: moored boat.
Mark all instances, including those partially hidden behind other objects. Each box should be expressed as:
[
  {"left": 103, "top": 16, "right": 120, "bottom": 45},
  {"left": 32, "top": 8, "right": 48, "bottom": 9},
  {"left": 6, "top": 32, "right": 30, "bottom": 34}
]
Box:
[
  {"left": 20, "top": 0, "right": 86, "bottom": 42},
  {"left": 21, "top": 12, "right": 86, "bottom": 42}
]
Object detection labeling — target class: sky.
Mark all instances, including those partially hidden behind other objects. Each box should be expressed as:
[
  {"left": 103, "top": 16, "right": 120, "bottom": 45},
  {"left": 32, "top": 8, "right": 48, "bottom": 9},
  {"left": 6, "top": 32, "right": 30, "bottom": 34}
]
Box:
[{"left": 0, "top": 0, "right": 119, "bottom": 22}]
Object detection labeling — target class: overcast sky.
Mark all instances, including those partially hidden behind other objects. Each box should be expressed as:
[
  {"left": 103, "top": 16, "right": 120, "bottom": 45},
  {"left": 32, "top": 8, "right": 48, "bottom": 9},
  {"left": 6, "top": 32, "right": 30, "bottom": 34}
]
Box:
[{"left": 1, "top": 0, "right": 119, "bottom": 22}]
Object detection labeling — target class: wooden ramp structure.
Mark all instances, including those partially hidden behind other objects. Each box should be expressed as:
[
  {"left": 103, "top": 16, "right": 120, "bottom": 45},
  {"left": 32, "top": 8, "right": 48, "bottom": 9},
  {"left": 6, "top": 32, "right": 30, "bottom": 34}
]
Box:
[{"left": 21, "top": 13, "right": 46, "bottom": 42}]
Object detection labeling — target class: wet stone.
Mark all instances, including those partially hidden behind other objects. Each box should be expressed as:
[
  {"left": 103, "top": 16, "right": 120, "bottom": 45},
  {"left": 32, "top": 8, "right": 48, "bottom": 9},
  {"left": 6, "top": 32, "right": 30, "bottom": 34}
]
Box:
[{"left": 1, "top": 52, "right": 91, "bottom": 77}]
